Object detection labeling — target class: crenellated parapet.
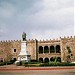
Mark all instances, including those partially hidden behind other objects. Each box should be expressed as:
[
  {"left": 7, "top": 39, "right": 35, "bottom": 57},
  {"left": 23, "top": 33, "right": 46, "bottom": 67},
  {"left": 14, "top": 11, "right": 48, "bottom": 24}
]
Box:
[
  {"left": 0, "top": 40, "right": 21, "bottom": 44},
  {"left": 38, "top": 38, "right": 60, "bottom": 43},
  {"left": 60, "top": 36, "right": 75, "bottom": 40},
  {"left": 27, "top": 39, "right": 37, "bottom": 43},
  {"left": 0, "top": 36, "right": 75, "bottom": 44}
]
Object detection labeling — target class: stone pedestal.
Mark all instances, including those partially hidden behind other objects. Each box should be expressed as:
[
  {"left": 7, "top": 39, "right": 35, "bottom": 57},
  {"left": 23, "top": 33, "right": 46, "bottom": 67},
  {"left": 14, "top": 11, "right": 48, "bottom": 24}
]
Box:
[{"left": 17, "top": 41, "right": 30, "bottom": 62}]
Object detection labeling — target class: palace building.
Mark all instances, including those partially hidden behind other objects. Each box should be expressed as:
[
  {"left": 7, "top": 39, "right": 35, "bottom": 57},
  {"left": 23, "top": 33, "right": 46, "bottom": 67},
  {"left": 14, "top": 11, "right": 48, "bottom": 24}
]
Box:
[{"left": 0, "top": 33, "right": 75, "bottom": 63}]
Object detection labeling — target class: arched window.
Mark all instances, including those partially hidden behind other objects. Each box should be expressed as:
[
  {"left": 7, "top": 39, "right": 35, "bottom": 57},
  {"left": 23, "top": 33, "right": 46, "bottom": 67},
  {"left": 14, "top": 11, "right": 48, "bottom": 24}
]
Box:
[
  {"left": 39, "top": 46, "right": 43, "bottom": 54},
  {"left": 50, "top": 46, "right": 55, "bottom": 53},
  {"left": 44, "top": 46, "right": 49, "bottom": 53},
  {"left": 44, "top": 58, "right": 49, "bottom": 63},
  {"left": 39, "top": 58, "right": 43, "bottom": 63},
  {"left": 56, "top": 45, "right": 60, "bottom": 53}
]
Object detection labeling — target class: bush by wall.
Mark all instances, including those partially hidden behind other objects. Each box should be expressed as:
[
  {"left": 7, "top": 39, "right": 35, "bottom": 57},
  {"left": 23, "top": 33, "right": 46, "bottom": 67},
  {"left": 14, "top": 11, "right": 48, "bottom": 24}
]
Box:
[
  {"left": 15, "top": 61, "right": 75, "bottom": 67},
  {"left": 0, "top": 62, "right": 6, "bottom": 66}
]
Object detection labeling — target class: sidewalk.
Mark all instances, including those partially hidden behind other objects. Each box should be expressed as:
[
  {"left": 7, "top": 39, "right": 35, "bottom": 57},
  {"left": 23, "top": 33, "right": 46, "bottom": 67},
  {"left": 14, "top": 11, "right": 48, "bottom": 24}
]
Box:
[{"left": 0, "top": 64, "right": 25, "bottom": 69}]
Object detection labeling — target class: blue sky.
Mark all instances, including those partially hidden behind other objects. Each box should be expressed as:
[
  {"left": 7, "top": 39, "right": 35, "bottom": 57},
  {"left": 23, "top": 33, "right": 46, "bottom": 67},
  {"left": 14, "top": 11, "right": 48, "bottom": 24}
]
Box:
[{"left": 0, "top": 0, "right": 74, "bottom": 40}]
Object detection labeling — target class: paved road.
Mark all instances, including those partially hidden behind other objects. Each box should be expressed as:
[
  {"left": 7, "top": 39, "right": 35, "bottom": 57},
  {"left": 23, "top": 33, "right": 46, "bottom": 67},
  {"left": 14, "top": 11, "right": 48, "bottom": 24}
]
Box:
[{"left": 0, "top": 69, "right": 75, "bottom": 75}]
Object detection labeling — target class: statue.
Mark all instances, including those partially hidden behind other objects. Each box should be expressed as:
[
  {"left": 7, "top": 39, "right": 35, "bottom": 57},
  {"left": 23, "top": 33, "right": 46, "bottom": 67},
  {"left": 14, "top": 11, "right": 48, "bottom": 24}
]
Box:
[
  {"left": 15, "top": 32, "right": 30, "bottom": 65},
  {"left": 22, "top": 32, "right": 26, "bottom": 41}
]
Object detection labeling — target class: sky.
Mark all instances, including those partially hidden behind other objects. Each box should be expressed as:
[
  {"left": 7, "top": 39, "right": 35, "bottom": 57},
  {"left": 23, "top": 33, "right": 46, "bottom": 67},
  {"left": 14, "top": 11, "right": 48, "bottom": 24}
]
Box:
[{"left": 0, "top": 0, "right": 74, "bottom": 40}]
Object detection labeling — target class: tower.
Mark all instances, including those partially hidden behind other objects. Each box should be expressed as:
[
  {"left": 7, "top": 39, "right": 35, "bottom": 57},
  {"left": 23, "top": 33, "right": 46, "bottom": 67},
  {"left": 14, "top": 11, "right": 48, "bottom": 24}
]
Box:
[{"left": 15, "top": 32, "right": 30, "bottom": 64}]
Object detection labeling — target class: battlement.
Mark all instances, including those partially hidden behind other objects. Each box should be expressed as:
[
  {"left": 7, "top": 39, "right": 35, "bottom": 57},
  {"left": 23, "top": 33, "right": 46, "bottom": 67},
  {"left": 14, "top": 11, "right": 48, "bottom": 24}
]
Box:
[
  {"left": 60, "top": 36, "right": 75, "bottom": 39},
  {"left": 0, "top": 36, "right": 75, "bottom": 44},
  {"left": 27, "top": 39, "right": 38, "bottom": 43},
  {"left": 38, "top": 36, "right": 75, "bottom": 43},
  {"left": 39, "top": 38, "right": 60, "bottom": 41},
  {"left": 38, "top": 38, "right": 60, "bottom": 43},
  {"left": 0, "top": 40, "right": 21, "bottom": 43}
]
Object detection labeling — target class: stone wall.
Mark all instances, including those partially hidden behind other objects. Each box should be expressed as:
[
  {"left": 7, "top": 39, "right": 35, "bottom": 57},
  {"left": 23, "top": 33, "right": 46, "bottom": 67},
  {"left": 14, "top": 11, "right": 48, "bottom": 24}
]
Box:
[
  {"left": 27, "top": 39, "right": 38, "bottom": 61},
  {"left": 0, "top": 40, "right": 21, "bottom": 62}
]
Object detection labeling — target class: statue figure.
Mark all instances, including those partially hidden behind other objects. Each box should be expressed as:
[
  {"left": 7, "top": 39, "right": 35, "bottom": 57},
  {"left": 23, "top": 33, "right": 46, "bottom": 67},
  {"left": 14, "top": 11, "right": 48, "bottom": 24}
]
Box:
[{"left": 22, "top": 32, "right": 26, "bottom": 41}]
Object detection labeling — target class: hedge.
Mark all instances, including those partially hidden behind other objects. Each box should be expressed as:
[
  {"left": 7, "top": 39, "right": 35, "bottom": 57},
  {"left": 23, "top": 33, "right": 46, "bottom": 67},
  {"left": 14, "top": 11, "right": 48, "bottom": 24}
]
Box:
[{"left": 40, "top": 62, "right": 75, "bottom": 66}]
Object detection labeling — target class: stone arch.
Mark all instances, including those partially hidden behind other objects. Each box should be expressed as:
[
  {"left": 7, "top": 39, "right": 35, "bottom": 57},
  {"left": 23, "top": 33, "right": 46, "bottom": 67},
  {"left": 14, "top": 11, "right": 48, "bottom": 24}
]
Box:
[
  {"left": 39, "top": 58, "right": 43, "bottom": 63},
  {"left": 44, "top": 57, "right": 49, "bottom": 63},
  {"left": 44, "top": 46, "right": 49, "bottom": 53},
  {"left": 39, "top": 46, "right": 43, "bottom": 54},
  {"left": 57, "top": 57, "right": 61, "bottom": 62},
  {"left": 50, "top": 46, "right": 55, "bottom": 53},
  {"left": 56, "top": 45, "right": 60, "bottom": 53},
  {"left": 50, "top": 57, "right": 55, "bottom": 62}
]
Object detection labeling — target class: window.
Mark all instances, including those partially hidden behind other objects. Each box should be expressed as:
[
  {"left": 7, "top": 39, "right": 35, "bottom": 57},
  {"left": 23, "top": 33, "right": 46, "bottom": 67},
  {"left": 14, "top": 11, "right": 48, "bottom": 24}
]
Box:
[
  {"left": 0, "top": 58, "right": 3, "bottom": 62},
  {"left": 71, "top": 54, "right": 73, "bottom": 56},
  {"left": 66, "top": 47, "right": 71, "bottom": 53},
  {"left": 14, "top": 49, "right": 16, "bottom": 52}
]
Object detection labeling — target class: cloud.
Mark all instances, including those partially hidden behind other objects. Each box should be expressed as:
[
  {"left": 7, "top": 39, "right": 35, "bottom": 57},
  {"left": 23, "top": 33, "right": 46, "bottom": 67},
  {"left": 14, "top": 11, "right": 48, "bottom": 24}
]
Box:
[
  {"left": 28, "top": 0, "right": 74, "bottom": 40},
  {"left": 0, "top": 0, "right": 74, "bottom": 40}
]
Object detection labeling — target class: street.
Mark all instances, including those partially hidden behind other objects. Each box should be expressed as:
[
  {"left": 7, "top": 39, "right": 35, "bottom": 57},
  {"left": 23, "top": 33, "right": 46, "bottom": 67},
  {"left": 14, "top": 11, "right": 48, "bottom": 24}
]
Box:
[{"left": 0, "top": 69, "right": 75, "bottom": 75}]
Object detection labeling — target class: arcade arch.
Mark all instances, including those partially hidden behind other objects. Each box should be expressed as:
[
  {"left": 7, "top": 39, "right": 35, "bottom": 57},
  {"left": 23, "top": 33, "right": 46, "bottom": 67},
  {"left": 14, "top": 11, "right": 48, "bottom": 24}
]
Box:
[
  {"left": 39, "top": 58, "right": 43, "bottom": 63},
  {"left": 39, "top": 46, "right": 43, "bottom": 54},
  {"left": 44, "top": 46, "right": 49, "bottom": 53},
  {"left": 50, "top": 46, "right": 55, "bottom": 53},
  {"left": 50, "top": 57, "right": 55, "bottom": 62},
  {"left": 56, "top": 45, "right": 60, "bottom": 53},
  {"left": 57, "top": 57, "right": 61, "bottom": 62},
  {"left": 44, "top": 58, "right": 49, "bottom": 63}
]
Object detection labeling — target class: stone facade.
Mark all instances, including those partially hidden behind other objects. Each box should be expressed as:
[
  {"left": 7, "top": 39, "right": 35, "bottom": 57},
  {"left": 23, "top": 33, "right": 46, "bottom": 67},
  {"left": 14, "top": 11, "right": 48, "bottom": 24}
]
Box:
[
  {"left": 0, "top": 36, "right": 75, "bottom": 63},
  {"left": 0, "top": 40, "right": 21, "bottom": 62}
]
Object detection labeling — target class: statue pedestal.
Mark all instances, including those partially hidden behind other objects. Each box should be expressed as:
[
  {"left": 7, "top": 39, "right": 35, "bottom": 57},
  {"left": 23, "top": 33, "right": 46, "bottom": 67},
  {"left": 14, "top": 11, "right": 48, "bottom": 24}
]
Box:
[
  {"left": 15, "top": 41, "right": 30, "bottom": 64},
  {"left": 17, "top": 55, "right": 30, "bottom": 62}
]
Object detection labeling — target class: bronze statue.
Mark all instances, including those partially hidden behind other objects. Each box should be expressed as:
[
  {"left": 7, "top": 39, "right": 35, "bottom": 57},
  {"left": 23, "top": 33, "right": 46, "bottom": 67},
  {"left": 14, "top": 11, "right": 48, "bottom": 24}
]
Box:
[{"left": 22, "top": 32, "right": 26, "bottom": 41}]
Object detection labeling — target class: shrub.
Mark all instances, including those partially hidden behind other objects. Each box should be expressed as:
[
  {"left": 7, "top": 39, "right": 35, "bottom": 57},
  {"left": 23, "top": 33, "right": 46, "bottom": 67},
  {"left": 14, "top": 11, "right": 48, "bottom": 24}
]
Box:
[
  {"left": 40, "top": 62, "right": 75, "bottom": 66},
  {"left": 28, "top": 62, "right": 40, "bottom": 64},
  {"left": 0, "top": 62, "right": 6, "bottom": 66}
]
